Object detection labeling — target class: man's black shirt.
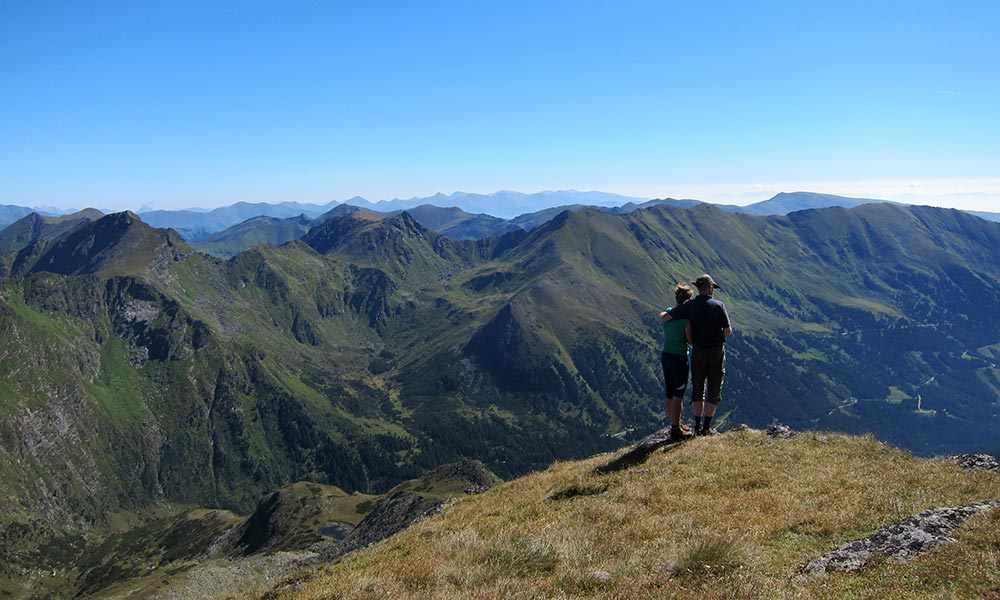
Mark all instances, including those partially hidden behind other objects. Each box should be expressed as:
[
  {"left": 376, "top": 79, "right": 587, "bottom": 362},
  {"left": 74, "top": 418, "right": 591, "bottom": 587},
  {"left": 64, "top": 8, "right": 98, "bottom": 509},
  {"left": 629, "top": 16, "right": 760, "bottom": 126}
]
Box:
[{"left": 669, "top": 294, "right": 731, "bottom": 348}]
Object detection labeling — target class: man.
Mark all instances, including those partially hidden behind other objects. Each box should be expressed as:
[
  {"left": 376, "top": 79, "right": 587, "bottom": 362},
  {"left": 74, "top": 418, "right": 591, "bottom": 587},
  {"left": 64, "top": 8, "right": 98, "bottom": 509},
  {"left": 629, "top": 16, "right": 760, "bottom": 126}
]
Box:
[{"left": 660, "top": 273, "right": 732, "bottom": 435}]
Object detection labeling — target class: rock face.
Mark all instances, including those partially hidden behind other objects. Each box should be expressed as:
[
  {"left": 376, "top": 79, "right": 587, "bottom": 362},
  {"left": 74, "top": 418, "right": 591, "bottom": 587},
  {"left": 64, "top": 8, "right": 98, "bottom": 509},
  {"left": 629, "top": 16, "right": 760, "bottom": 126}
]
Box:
[{"left": 801, "top": 501, "right": 1000, "bottom": 576}]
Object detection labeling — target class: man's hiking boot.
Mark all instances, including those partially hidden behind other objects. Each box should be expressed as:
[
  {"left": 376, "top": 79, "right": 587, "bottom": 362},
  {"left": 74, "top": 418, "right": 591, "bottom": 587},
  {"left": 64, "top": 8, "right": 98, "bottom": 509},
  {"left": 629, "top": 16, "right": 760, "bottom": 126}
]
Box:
[
  {"left": 699, "top": 427, "right": 719, "bottom": 436},
  {"left": 679, "top": 423, "right": 693, "bottom": 436}
]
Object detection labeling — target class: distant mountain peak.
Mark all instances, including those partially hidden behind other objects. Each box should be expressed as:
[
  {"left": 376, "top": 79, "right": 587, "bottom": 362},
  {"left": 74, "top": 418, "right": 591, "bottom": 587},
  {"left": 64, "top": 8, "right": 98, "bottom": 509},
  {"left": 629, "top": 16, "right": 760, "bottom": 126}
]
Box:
[
  {"left": 302, "top": 209, "right": 385, "bottom": 255},
  {"left": 0, "top": 208, "right": 105, "bottom": 256},
  {"left": 390, "top": 209, "right": 430, "bottom": 232},
  {"left": 19, "top": 211, "right": 190, "bottom": 277},
  {"left": 114, "top": 210, "right": 143, "bottom": 223},
  {"left": 738, "top": 191, "right": 887, "bottom": 216}
]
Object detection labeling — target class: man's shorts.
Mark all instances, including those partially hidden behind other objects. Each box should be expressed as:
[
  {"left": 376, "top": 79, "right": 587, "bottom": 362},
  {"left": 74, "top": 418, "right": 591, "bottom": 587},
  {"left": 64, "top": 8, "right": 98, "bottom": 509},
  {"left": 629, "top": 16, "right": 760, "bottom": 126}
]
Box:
[
  {"left": 690, "top": 345, "right": 726, "bottom": 405},
  {"left": 661, "top": 351, "right": 689, "bottom": 399}
]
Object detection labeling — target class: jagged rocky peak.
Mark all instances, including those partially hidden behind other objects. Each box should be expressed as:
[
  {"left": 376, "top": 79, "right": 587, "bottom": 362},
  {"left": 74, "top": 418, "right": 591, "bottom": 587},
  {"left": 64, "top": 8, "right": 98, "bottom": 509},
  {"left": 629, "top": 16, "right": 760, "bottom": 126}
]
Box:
[
  {"left": 386, "top": 210, "right": 430, "bottom": 236},
  {"left": 301, "top": 208, "right": 385, "bottom": 254},
  {"left": 304, "top": 207, "right": 462, "bottom": 278},
  {"left": 352, "top": 210, "right": 442, "bottom": 253}
]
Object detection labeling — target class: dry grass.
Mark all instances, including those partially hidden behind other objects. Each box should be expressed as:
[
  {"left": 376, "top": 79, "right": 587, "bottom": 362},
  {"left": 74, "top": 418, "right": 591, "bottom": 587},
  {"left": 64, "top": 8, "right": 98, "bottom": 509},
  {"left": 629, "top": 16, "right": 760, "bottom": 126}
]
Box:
[{"left": 253, "top": 431, "right": 1000, "bottom": 599}]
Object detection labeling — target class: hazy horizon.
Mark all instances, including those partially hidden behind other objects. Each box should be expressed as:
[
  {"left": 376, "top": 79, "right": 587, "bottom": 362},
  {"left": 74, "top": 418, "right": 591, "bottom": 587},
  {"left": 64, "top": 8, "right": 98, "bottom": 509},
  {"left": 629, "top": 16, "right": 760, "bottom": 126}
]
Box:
[{"left": 9, "top": 181, "right": 1000, "bottom": 217}]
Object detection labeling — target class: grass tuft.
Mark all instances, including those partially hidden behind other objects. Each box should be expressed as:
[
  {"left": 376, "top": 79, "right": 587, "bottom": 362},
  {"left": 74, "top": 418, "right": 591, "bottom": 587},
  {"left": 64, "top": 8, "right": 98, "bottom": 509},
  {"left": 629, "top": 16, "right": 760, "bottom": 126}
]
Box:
[
  {"left": 670, "top": 536, "right": 745, "bottom": 579},
  {"left": 482, "top": 535, "right": 560, "bottom": 576}
]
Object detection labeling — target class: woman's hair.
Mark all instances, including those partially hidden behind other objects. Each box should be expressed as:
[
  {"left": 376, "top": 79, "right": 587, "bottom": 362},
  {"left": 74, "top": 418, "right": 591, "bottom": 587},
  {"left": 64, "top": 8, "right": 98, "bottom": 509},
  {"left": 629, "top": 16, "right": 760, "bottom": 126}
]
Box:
[{"left": 675, "top": 284, "right": 694, "bottom": 306}]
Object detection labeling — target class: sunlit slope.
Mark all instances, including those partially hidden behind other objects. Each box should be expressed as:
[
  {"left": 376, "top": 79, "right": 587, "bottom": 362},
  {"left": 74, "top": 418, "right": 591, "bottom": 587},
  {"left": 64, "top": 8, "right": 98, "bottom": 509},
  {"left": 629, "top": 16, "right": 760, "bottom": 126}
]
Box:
[{"left": 257, "top": 430, "right": 1000, "bottom": 600}]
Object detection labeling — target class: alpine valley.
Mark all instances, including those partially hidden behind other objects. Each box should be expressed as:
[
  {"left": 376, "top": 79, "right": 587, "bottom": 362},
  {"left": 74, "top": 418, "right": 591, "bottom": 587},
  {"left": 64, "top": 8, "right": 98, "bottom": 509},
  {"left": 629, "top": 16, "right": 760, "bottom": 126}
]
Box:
[{"left": 1, "top": 197, "right": 999, "bottom": 596}]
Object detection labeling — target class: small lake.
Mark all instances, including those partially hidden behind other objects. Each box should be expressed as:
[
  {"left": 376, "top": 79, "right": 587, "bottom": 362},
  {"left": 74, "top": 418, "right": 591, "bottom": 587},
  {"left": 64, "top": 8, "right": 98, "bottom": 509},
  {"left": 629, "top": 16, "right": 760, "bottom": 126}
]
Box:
[{"left": 318, "top": 521, "right": 355, "bottom": 541}]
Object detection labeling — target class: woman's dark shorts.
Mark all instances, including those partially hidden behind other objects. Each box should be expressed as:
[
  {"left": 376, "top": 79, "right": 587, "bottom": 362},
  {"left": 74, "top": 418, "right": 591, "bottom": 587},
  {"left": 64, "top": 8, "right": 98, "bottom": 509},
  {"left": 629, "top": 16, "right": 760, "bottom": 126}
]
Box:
[{"left": 661, "top": 351, "right": 689, "bottom": 399}]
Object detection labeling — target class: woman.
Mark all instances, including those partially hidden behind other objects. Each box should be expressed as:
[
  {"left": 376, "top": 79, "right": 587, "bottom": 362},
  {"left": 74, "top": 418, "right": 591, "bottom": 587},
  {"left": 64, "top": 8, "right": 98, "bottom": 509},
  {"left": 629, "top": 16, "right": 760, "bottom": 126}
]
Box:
[{"left": 661, "top": 284, "right": 694, "bottom": 441}]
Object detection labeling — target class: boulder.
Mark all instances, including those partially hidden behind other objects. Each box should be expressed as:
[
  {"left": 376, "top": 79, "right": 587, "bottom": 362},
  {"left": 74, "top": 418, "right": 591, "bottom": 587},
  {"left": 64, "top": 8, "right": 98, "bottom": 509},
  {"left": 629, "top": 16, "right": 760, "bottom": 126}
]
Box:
[
  {"left": 766, "top": 424, "right": 798, "bottom": 439},
  {"left": 951, "top": 454, "right": 1000, "bottom": 472},
  {"left": 800, "top": 501, "right": 1000, "bottom": 577}
]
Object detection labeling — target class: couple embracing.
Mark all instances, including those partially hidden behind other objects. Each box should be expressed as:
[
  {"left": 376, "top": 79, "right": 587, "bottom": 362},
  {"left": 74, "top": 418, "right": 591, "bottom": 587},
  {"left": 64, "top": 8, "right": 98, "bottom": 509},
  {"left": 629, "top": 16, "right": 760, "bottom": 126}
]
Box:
[{"left": 659, "top": 273, "right": 733, "bottom": 442}]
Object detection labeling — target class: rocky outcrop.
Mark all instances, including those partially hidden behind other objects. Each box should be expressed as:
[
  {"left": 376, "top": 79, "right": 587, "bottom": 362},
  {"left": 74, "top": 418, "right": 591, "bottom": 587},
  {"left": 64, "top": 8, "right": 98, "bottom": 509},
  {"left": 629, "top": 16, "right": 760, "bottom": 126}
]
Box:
[
  {"left": 320, "top": 491, "right": 448, "bottom": 561},
  {"left": 766, "top": 424, "right": 798, "bottom": 439},
  {"left": 420, "top": 459, "right": 499, "bottom": 494},
  {"left": 951, "top": 453, "right": 1000, "bottom": 472},
  {"left": 799, "top": 501, "right": 1000, "bottom": 577},
  {"left": 594, "top": 427, "right": 683, "bottom": 474},
  {"left": 311, "top": 460, "right": 498, "bottom": 562}
]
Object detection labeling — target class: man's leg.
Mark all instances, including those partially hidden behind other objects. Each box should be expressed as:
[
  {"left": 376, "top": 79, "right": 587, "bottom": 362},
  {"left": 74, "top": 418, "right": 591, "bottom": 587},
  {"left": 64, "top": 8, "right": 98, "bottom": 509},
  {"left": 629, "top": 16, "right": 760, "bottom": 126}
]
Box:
[
  {"left": 690, "top": 347, "right": 707, "bottom": 432},
  {"left": 702, "top": 347, "right": 726, "bottom": 431}
]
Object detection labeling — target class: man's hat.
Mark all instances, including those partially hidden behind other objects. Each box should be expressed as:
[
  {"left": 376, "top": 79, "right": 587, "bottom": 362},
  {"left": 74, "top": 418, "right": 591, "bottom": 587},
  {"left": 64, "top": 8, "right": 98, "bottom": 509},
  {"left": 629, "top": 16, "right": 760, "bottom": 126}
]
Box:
[{"left": 693, "top": 274, "right": 721, "bottom": 290}]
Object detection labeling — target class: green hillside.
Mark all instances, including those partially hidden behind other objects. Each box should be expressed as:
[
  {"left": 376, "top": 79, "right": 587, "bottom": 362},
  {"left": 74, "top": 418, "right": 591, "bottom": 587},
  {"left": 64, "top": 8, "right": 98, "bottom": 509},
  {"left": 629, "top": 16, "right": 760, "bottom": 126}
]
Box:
[{"left": 191, "top": 214, "right": 314, "bottom": 258}]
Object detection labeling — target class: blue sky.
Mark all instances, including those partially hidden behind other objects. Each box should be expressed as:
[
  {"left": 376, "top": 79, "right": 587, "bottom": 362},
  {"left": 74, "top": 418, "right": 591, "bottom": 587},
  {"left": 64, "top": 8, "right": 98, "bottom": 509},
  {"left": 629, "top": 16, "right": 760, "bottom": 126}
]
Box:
[{"left": 2, "top": 1, "right": 998, "bottom": 212}]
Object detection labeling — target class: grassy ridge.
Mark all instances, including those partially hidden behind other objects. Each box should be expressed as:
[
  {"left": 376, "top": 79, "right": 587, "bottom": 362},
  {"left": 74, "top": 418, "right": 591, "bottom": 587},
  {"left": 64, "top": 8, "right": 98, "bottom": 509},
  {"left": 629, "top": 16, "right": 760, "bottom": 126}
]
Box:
[{"left": 257, "top": 431, "right": 1000, "bottom": 600}]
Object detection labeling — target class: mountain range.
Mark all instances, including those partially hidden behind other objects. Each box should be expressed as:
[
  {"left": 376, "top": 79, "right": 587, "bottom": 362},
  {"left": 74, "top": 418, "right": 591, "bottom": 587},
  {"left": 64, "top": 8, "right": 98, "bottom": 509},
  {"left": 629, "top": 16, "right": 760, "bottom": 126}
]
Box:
[
  {"left": 157, "top": 191, "right": 1000, "bottom": 258},
  {"left": 136, "top": 190, "right": 670, "bottom": 240},
  {"left": 1, "top": 198, "right": 999, "bottom": 595},
  {"left": 0, "top": 191, "right": 651, "bottom": 238},
  {"left": 5, "top": 190, "right": 997, "bottom": 241}
]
